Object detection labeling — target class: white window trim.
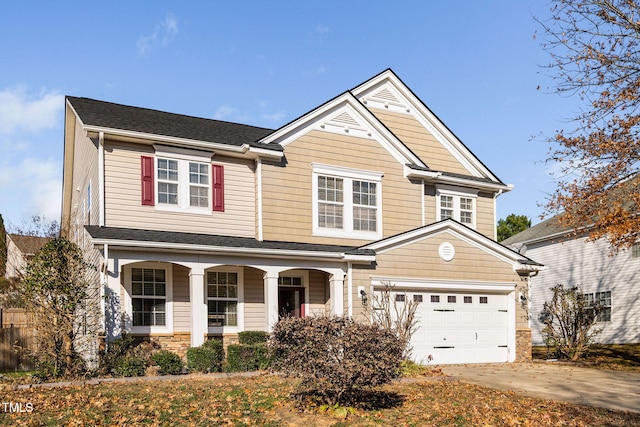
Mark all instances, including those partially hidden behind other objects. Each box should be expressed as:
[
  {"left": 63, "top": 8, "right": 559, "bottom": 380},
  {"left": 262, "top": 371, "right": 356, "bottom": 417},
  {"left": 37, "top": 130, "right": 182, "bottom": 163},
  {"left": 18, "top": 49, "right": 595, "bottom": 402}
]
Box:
[
  {"left": 153, "top": 145, "right": 214, "bottom": 215},
  {"left": 312, "top": 163, "right": 383, "bottom": 240},
  {"left": 206, "top": 266, "right": 244, "bottom": 334},
  {"left": 436, "top": 185, "right": 478, "bottom": 228},
  {"left": 124, "top": 262, "right": 174, "bottom": 334}
]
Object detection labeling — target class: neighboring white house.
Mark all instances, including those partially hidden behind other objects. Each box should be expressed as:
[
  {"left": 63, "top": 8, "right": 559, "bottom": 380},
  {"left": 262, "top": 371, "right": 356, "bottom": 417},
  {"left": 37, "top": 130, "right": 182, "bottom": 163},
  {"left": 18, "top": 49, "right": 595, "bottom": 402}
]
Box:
[{"left": 503, "top": 216, "right": 640, "bottom": 345}]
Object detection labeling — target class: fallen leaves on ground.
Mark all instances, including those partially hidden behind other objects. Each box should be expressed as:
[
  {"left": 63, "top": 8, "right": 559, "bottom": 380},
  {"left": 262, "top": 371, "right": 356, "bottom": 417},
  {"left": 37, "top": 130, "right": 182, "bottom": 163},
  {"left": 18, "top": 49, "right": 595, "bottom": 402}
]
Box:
[{"left": 0, "top": 374, "right": 637, "bottom": 426}]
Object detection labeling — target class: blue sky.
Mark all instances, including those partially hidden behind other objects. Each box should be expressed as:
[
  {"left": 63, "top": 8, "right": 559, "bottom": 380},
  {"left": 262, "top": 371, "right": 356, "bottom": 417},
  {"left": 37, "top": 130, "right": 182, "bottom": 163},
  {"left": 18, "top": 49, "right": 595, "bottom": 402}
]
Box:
[{"left": 0, "top": 1, "right": 580, "bottom": 230}]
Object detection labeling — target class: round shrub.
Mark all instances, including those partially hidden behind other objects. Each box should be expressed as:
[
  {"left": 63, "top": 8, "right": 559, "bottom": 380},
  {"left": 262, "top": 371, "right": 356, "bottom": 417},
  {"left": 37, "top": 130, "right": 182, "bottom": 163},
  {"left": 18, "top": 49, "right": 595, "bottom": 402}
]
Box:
[
  {"left": 115, "top": 355, "right": 147, "bottom": 377},
  {"left": 186, "top": 339, "right": 224, "bottom": 373},
  {"left": 151, "top": 350, "right": 184, "bottom": 375}
]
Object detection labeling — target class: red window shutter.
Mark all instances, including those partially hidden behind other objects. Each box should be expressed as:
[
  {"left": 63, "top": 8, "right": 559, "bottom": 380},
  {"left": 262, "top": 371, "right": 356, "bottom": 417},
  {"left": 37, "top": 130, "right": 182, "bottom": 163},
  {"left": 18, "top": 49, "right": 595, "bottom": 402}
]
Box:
[
  {"left": 212, "top": 164, "right": 224, "bottom": 212},
  {"left": 141, "top": 156, "right": 154, "bottom": 206}
]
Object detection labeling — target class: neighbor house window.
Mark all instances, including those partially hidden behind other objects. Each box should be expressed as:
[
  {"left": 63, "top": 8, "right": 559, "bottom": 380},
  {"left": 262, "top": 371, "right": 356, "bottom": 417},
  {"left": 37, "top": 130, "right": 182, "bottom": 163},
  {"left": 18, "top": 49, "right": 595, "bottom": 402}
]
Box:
[
  {"left": 633, "top": 243, "right": 640, "bottom": 258},
  {"left": 207, "top": 271, "right": 238, "bottom": 327},
  {"left": 584, "top": 291, "right": 612, "bottom": 322},
  {"left": 437, "top": 186, "right": 478, "bottom": 227},
  {"left": 131, "top": 268, "right": 167, "bottom": 326},
  {"left": 313, "top": 164, "right": 383, "bottom": 239}
]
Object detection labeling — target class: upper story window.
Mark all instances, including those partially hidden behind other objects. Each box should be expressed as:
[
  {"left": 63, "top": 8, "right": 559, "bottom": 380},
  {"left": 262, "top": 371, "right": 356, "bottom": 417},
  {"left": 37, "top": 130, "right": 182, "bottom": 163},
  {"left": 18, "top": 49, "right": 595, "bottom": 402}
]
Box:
[
  {"left": 141, "top": 146, "right": 224, "bottom": 213},
  {"left": 436, "top": 185, "right": 477, "bottom": 228},
  {"left": 312, "top": 164, "right": 383, "bottom": 240}
]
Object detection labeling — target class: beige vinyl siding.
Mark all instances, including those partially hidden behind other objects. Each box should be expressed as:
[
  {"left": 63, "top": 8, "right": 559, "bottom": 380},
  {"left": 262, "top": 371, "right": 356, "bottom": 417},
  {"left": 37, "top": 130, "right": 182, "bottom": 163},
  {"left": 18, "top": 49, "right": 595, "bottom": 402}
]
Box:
[
  {"left": 369, "top": 109, "right": 471, "bottom": 176},
  {"left": 173, "top": 265, "right": 191, "bottom": 332},
  {"left": 244, "top": 267, "right": 266, "bottom": 331},
  {"left": 476, "top": 192, "right": 496, "bottom": 238},
  {"left": 104, "top": 140, "right": 256, "bottom": 237},
  {"left": 308, "top": 270, "right": 328, "bottom": 315},
  {"left": 351, "top": 232, "right": 522, "bottom": 322},
  {"left": 261, "top": 130, "right": 423, "bottom": 245}
]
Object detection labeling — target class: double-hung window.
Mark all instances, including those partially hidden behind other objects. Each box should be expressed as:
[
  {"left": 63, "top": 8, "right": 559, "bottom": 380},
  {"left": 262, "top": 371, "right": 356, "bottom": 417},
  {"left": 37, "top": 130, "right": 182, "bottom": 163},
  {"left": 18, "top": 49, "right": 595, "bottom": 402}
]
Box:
[
  {"left": 313, "top": 164, "right": 383, "bottom": 239},
  {"left": 131, "top": 267, "right": 167, "bottom": 327},
  {"left": 436, "top": 186, "right": 477, "bottom": 228},
  {"left": 207, "top": 271, "right": 239, "bottom": 327},
  {"left": 584, "top": 290, "right": 612, "bottom": 322},
  {"left": 142, "top": 146, "right": 223, "bottom": 213}
]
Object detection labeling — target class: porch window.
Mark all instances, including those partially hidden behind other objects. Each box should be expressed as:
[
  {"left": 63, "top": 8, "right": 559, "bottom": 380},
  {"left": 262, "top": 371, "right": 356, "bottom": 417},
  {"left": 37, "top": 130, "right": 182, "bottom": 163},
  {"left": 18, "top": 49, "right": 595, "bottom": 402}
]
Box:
[
  {"left": 131, "top": 268, "right": 167, "bottom": 326},
  {"left": 207, "top": 271, "right": 238, "bottom": 327}
]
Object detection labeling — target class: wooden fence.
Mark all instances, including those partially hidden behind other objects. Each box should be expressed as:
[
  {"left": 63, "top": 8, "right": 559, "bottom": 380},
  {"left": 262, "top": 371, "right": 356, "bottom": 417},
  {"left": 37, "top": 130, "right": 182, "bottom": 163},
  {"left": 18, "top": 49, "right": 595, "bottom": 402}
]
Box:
[{"left": 0, "top": 308, "right": 36, "bottom": 371}]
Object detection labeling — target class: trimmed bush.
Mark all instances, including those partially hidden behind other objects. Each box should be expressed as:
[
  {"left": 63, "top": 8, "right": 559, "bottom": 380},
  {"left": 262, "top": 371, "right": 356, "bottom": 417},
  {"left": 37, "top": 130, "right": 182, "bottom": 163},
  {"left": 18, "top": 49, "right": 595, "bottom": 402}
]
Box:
[
  {"left": 115, "top": 355, "right": 147, "bottom": 377},
  {"left": 151, "top": 350, "right": 184, "bottom": 375},
  {"left": 224, "top": 343, "right": 269, "bottom": 372},
  {"left": 186, "top": 339, "right": 224, "bottom": 373},
  {"left": 238, "top": 331, "right": 268, "bottom": 345},
  {"left": 269, "top": 316, "right": 404, "bottom": 406}
]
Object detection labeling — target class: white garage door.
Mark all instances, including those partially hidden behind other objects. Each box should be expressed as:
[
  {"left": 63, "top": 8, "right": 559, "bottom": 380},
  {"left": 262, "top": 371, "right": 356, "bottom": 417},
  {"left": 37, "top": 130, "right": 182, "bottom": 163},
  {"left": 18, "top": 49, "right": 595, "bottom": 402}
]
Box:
[{"left": 403, "top": 291, "right": 510, "bottom": 365}]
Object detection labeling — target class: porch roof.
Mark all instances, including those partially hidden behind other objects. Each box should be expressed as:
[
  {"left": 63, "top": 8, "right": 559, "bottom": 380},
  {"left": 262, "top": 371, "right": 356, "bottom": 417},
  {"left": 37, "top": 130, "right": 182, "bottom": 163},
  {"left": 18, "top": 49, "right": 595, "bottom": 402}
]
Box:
[{"left": 85, "top": 226, "right": 375, "bottom": 260}]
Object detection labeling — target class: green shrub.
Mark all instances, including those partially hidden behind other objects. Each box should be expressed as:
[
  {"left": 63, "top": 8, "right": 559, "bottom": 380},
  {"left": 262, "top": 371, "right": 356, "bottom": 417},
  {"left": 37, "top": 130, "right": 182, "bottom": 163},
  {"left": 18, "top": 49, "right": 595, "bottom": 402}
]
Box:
[
  {"left": 224, "top": 343, "right": 269, "bottom": 372},
  {"left": 115, "top": 355, "right": 147, "bottom": 377},
  {"left": 151, "top": 350, "right": 184, "bottom": 375},
  {"left": 186, "top": 339, "right": 224, "bottom": 373},
  {"left": 238, "top": 331, "right": 268, "bottom": 345},
  {"left": 100, "top": 334, "right": 136, "bottom": 375},
  {"left": 269, "top": 316, "right": 404, "bottom": 406}
]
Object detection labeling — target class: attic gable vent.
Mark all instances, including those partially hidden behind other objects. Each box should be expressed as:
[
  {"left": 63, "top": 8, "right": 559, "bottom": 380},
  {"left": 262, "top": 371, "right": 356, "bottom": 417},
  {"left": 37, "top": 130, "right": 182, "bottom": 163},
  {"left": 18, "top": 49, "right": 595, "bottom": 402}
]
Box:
[
  {"left": 332, "top": 111, "right": 359, "bottom": 126},
  {"left": 374, "top": 88, "right": 400, "bottom": 103}
]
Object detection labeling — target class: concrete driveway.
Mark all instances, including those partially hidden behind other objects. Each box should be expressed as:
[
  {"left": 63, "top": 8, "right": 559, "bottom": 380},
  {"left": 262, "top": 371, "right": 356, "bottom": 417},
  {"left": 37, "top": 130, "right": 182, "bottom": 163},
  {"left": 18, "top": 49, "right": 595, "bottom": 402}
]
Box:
[{"left": 441, "top": 362, "right": 640, "bottom": 414}]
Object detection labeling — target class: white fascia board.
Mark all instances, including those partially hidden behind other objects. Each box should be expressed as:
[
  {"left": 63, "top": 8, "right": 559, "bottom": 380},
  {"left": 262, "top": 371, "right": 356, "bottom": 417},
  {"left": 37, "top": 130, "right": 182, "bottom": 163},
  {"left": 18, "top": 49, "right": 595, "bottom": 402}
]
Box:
[
  {"left": 353, "top": 71, "right": 501, "bottom": 182},
  {"left": 370, "top": 276, "right": 516, "bottom": 292},
  {"left": 89, "top": 237, "right": 366, "bottom": 262},
  {"left": 364, "top": 221, "right": 529, "bottom": 266},
  {"left": 84, "top": 125, "right": 282, "bottom": 160},
  {"left": 258, "top": 93, "right": 425, "bottom": 168},
  {"left": 405, "top": 167, "right": 513, "bottom": 192}
]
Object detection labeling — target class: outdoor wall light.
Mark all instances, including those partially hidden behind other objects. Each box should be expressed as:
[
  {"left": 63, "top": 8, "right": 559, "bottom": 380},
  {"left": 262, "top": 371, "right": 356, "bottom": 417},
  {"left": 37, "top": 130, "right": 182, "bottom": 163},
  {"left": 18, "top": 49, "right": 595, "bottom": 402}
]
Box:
[{"left": 360, "top": 289, "right": 368, "bottom": 306}]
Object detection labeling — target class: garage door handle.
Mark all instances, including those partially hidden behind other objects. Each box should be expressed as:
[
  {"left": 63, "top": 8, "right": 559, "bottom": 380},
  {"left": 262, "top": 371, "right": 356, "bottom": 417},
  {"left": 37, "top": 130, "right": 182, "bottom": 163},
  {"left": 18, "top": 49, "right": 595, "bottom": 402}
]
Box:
[
  {"left": 475, "top": 332, "right": 477, "bottom": 340},
  {"left": 498, "top": 345, "right": 508, "bottom": 347},
  {"left": 433, "top": 346, "right": 455, "bottom": 349},
  {"left": 498, "top": 309, "right": 508, "bottom": 312},
  {"left": 434, "top": 309, "right": 455, "bottom": 312}
]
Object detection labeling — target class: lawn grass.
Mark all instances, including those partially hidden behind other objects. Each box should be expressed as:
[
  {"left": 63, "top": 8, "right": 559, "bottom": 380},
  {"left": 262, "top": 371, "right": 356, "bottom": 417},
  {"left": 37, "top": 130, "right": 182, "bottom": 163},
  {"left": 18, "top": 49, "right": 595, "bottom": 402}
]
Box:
[
  {"left": 1, "top": 374, "right": 638, "bottom": 426},
  {"left": 533, "top": 342, "right": 640, "bottom": 372}
]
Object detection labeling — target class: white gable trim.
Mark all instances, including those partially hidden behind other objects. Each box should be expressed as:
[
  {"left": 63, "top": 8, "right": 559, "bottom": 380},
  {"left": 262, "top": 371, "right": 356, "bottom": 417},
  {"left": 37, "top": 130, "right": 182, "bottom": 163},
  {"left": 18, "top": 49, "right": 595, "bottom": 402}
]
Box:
[
  {"left": 352, "top": 70, "right": 502, "bottom": 182},
  {"left": 361, "top": 220, "right": 540, "bottom": 271},
  {"left": 259, "top": 92, "right": 426, "bottom": 168}
]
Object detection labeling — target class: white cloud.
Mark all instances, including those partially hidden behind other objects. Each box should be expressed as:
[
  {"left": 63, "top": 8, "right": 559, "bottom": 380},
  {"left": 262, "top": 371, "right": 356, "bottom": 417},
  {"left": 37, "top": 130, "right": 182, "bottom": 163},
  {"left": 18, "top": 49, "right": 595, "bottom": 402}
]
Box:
[
  {"left": 213, "top": 105, "right": 237, "bottom": 120},
  {"left": 262, "top": 111, "right": 286, "bottom": 123},
  {"left": 0, "top": 87, "right": 63, "bottom": 134},
  {"left": 0, "top": 157, "right": 61, "bottom": 223},
  {"left": 315, "top": 24, "right": 330, "bottom": 35},
  {"left": 137, "top": 13, "right": 179, "bottom": 55}
]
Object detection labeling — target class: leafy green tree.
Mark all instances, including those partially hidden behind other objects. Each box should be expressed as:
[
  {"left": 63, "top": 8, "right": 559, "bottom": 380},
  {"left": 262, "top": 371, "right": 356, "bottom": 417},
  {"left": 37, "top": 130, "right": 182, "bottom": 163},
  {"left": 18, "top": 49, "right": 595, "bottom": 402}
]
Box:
[
  {"left": 23, "top": 237, "right": 98, "bottom": 378},
  {"left": 0, "top": 214, "right": 6, "bottom": 278},
  {"left": 497, "top": 214, "right": 531, "bottom": 242}
]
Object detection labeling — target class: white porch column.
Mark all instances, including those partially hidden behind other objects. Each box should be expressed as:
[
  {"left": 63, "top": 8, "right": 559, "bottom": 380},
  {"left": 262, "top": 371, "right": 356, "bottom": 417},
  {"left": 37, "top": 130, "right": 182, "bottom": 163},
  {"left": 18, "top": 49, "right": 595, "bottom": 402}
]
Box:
[
  {"left": 190, "top": 268, "right": 207, "bottom": 347},
  {"left": 264, "top": 271, "right": 279, "bottom": 331},
  {"left": 329, "top": 273, "right": 345, "bottom": 316}
]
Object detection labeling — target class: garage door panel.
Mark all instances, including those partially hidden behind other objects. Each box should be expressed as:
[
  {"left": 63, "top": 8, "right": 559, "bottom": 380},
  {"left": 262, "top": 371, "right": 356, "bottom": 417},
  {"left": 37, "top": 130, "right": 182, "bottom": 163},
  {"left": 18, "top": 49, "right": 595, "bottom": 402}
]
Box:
[{"left": 378, "top": 290, "right": 512, "bottom": 365}]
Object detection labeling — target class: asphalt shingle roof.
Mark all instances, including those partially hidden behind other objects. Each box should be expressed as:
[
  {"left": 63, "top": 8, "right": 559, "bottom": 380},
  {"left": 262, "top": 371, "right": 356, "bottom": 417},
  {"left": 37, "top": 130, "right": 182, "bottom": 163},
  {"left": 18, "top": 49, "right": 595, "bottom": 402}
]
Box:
[
  {"left": 84, "top": 226, "right": 375, "bottom": 256},
  {"left": 67, "top": 96, "right": 281, "bottom": 151},
  {"left": 501, "top": 214, "right": 568, "bottom": 246}
]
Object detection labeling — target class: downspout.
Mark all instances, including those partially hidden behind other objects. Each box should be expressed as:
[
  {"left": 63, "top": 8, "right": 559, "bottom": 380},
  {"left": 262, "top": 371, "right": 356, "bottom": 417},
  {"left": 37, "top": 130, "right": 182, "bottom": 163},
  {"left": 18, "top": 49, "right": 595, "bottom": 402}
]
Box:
[
  {"left": 98, "top": 132, "right": 105, "bottom": 226},
  {"left": 347, "top": 262, "right": 353, "bottom": 317},
  {"left": 256, "top": 158, "right": 263, "bottom": 241},
  {"left": 493, "top": 189, "right": 503, "bottom": 241},
  {"left": 101, "top": 243, "right": 108, "bottom": 333}
]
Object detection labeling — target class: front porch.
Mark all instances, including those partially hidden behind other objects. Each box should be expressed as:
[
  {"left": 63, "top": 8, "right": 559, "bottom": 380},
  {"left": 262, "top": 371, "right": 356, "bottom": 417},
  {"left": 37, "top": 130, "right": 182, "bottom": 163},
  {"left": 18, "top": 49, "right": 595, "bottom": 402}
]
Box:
[{"left": 103, "top": 252, "right": 349, "bottom": 352}]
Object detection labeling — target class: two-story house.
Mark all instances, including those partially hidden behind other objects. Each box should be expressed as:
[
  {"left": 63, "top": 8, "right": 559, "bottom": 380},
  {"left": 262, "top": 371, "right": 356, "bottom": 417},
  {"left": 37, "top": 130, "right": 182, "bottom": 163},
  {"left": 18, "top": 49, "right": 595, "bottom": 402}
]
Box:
[{"left": 62, "top": 69, "right": 542, "bottom": 364}]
